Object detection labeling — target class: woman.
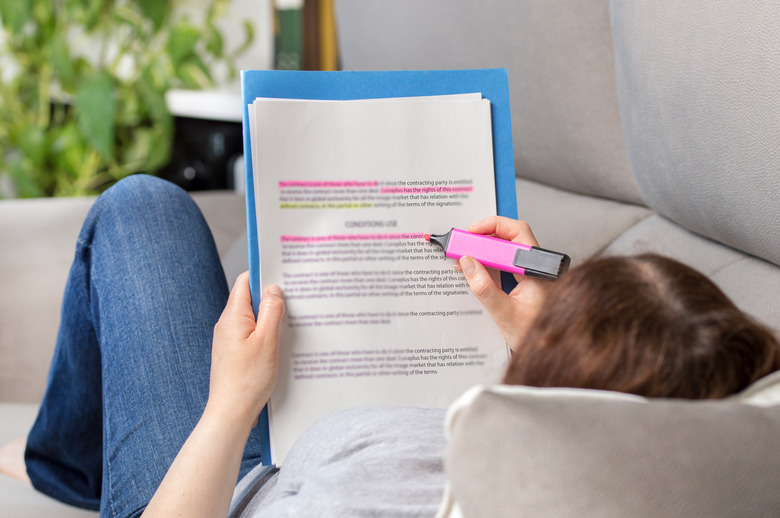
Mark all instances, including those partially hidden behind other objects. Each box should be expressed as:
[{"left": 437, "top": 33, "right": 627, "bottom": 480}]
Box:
[{"left": 6, "top": 175, "right": 780, "bottom": 517}]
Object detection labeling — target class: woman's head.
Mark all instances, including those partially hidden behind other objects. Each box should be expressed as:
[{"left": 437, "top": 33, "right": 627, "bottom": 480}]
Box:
[{"left": 504, "top": 254, "right": 780, "bottom": 399}]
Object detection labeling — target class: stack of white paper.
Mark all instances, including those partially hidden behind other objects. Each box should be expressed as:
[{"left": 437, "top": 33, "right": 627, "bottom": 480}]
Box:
[{"left": 247, "top": 94, "right": 509, "bottom": 465}]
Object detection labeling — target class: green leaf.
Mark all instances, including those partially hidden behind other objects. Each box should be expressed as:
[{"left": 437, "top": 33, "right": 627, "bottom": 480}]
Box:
[
  {"left": 16, "top": 125, "right": 47, "bottom": 168},
  {"left": 121, "top": 126, "right": 153, "bottom": 166},
  {"left": 73, "top": 57, "right": 95, "bottom": 82},
  {"left": 74, "top": 71, "right": 116, "bottom": 160},
  {"left": 140, "top": 60, "right": 168, "bottom": 93},
  {"left": 31, "top": 0, "right": 54, "bottom": 28},
  {"left": 0, "top": 0, "right": 32, "bottom": 33},
  {"left": 134, "top": 0, "right": 168, "bottom": 31},
  {"left": 175, "top": 56, "right": 213, "bottom": 89},
  {"left": 50, "top": 32, "right": 75, "bottom": 84},
  {"left": 167, "top": 18, "right": 202, "bottom": 64},
  {"left": 83, "top": 0, "right": 110, "bottom": 31},
  {"left": 120, "top": 124, "right": 170, "bottom": 173},
  {"left": 138, "top": 66, "right": 172, "bottom": 125},
  {"left": 49, "top": 122, "right": 88, "bottom": 179},
  {"left": 145, "top": 124, "right": 172, "bottom": 171},
  {"left": 206, "top": 0, "right": 228, "bottom": 24},
  {"left": 114, "top": 86, "right": 142, "bottom": 126},
  {"left": 205, "top": 25, "right": 224, "bottom": 57},
  {"left": 112, "top": 4, "right": 149, "bottom": 34},
  {"left": 233, "top": 20, "right": 256, "bottom": 57},
  {"left": 8, "top": 155, "right": 45, "bottom": 198}
]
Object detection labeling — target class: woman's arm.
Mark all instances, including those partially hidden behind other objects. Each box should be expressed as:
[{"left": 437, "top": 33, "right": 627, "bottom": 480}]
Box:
[
  {"left": 456, "top": 217, "right": 553, "bottom": 353},
  {"left": 142, "top": 273, "right": 285, "bottom": 518}
]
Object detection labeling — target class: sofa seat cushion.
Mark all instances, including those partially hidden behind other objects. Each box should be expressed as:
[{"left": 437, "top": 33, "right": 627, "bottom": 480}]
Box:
[
  {"left": 440, "top": 371, "right": 780, "bottom": 518},
  {"left": 515, "top": 178, "right": 652, "bottom": 266},
  {"left": 0, "top": 403, "right": 97, "bottom": 517}
]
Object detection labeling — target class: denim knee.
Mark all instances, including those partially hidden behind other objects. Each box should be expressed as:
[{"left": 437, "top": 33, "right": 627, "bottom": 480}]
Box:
[
  {"left": 98, "top": 174, "right": 194, "bottom": 218},
  {"left": 77, "top": 174, "right": 211, "bottom": 247}
]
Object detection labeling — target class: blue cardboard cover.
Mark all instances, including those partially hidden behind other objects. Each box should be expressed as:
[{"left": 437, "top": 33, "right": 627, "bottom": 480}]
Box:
[{"left": 240, "top": 69, "right": 516, "bottom": 465}]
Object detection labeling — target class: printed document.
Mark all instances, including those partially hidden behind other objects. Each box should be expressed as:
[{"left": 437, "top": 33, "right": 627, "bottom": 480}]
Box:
[{"left": 249, "top": 94, "right": 508, "bottom": 465}]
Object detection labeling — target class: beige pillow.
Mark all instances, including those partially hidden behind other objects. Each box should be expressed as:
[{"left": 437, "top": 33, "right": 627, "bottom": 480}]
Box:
[{"left": 437, "top": 371, "right": 780, "bottom": 518}]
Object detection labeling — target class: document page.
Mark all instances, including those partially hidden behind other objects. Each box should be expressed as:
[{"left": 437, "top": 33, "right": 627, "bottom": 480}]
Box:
[{"left": 250, "top": 95, "right": 509, "bottom": 465}]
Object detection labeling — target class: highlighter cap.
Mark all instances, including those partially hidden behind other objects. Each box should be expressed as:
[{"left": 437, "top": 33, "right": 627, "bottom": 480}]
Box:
[{"left": 514, "top": 247, "right": 571, "bottom": 281}]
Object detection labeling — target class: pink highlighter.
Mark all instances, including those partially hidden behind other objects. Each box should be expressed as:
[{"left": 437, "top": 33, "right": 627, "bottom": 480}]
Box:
[{"left": 425, "top": 228, "right": 571, "bottom": 281}]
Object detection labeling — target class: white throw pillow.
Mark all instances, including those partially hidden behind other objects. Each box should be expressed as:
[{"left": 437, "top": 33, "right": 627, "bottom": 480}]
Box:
[{"left": 437, "top": 370, "right": 780, "bottom": 518}]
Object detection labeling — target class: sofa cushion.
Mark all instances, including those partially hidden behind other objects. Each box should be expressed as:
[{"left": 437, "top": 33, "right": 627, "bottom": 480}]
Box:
[
  {"left": 0, "top": 403, "right": 97, "bottom": 517},
  {"left": 611, "top": 0, "right": 780, "bottom": 266},
  {"left": 605, "top": 215, "right": 780, "bottom": 332},
  {"left": 0, "top": 197, "right": 94, "bottom": 404},
  {"left": 336, "top": 0, "right": 643, "bottom": 205},
  {"left": 515, "top": 178, "right": 651, "bottom": 267},
  {"left": 440, "top": 371, "right": 780, "bottom": 518}
]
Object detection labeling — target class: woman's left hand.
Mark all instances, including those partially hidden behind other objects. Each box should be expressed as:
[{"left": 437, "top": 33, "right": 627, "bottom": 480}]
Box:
[
  {"left": 207, "top": 272, "right": 285, "bottom": 433},
  {"left": 456, "top": 216, "right": 553, "bottom": 353}
]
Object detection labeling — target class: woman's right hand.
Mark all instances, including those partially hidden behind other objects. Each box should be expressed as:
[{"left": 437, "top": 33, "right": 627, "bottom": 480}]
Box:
[
  {"left": 456, "top": 217, "right": 553, "bottom": 353},
  {"left": 144, "top": 273, "right": 285, "bottom": 518}
]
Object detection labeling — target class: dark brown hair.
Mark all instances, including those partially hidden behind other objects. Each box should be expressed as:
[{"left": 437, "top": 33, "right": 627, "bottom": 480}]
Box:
[{"left": 504, "top": 254, "right": 780, "bottom": 399}]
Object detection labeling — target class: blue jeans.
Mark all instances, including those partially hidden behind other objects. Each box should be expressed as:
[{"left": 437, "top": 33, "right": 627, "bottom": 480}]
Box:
[{"left": 25, "top": 175, "right": 264, "bottom": 517}]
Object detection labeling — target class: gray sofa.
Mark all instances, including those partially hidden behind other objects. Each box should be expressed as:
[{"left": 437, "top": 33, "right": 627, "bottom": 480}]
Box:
[
  {"left": 335, "top": 0, "right": 780, "bottom": 330},
  {"left": 1, "top": 0, "right": 778, "bottom": 515}
]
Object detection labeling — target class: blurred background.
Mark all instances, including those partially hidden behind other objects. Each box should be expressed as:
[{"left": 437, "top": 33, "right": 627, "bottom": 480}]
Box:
[{"left": 0, "top": 0, "right": 338, "bottom": 198}]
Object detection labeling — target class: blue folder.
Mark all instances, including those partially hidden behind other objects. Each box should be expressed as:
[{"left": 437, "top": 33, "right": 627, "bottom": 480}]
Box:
[{"left": 240, "top": 69, "right": 516, "bottom": 465}]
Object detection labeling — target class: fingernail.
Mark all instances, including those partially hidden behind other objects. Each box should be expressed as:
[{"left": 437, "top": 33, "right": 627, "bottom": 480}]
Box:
[
  {"left": 460, "top": 256, "right": 476, "bottom": 276},
  {"left": 267, "top": 284, "right": 283, "bottom": 297}
]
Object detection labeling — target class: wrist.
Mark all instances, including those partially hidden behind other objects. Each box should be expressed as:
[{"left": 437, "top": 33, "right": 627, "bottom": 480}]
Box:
[{"left": 202, "top": 399, "right": 259, "bottom": 438}]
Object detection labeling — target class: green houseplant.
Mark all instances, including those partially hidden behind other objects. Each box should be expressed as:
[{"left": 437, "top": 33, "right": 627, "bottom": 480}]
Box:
[{"left": 0, "top": 0, "right": 252, "bottom": 197}]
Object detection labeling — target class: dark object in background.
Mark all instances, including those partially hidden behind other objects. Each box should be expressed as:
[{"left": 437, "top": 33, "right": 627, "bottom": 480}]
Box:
[{"left": 158, "top": 116, "right": 243, "bottom": 191}]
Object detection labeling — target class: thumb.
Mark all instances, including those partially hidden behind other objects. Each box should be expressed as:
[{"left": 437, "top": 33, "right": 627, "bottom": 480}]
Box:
[
  {"left": 459, "top": 256, "right": 514, "bottom": 325},
  {"left": 217, "top": 272, "right": 259, "bottom": 340},
  {"left": 255, "top": 284, "right": 285, "bottom": 343}
]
